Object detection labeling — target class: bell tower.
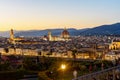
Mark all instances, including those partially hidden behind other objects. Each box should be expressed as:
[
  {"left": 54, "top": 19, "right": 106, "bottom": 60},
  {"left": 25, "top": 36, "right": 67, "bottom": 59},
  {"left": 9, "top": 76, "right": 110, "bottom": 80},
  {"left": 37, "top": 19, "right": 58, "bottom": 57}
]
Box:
[{"left": 10, "top": 29, "right": 14, "bottom": 41}]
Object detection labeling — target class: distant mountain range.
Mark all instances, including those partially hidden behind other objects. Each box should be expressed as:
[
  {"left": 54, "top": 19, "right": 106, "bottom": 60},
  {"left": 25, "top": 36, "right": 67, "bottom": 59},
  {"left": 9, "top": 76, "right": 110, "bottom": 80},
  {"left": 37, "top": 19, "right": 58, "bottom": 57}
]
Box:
[
  {"left": 80, "top": 23, "right": 120, "bottom": 36},
  {"left": 0, "top": 22, "right": 120, "bottom": 37},
  {"left": 14, "top": 28, "right": 89, "bottom": 37}
]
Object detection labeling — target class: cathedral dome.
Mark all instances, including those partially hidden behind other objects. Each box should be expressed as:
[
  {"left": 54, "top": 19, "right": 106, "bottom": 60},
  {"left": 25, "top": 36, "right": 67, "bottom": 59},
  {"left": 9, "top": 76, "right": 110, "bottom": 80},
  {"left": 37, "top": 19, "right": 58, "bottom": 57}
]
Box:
[
  {"left": 61, "top": 28, "right": 70, "bottom": 38},
  {"left": 62, "top": 29, "right": 69, "bottom": 35}
]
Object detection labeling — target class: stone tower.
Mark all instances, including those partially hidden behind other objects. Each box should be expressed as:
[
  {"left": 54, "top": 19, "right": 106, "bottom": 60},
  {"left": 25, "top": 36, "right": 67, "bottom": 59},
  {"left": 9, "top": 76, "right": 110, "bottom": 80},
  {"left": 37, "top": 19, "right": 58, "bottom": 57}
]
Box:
[
  {"left": 48, "top": 31, "right": 52, "bottom": 41},
  {"left": 10, "top": 29, "right": 14, "bottom": 41}
]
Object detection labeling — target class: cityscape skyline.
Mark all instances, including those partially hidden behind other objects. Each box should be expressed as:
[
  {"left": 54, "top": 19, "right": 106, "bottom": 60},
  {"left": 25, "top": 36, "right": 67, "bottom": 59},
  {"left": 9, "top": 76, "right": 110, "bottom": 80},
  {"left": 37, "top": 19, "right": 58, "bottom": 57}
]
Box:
[
  {"left": 1, "top": 0, "right": 120, "bottom": 80},
  {"left": 0, "top": 0, "right": 120, "bottom": 31}
]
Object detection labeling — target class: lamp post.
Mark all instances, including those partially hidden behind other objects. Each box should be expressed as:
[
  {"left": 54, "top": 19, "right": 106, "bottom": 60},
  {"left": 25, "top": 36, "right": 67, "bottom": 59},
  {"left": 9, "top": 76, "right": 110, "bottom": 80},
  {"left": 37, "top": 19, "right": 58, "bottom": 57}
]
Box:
[
  {"left": 61, "top": 64, "right": 66, "bottom": 80},
  {"left": 112, "top": 60, "right": 116, "bottom": 80},
  {"left": 21, "top": 46, "right": 24, "bottom": 69}
]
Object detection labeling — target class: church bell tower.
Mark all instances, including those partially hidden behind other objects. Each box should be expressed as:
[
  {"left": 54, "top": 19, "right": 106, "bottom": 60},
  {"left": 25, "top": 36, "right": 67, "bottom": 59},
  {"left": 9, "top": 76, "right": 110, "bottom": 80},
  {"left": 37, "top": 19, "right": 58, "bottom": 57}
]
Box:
[{"left": 10, "top": 29, "right": 14, "bottom": 41}]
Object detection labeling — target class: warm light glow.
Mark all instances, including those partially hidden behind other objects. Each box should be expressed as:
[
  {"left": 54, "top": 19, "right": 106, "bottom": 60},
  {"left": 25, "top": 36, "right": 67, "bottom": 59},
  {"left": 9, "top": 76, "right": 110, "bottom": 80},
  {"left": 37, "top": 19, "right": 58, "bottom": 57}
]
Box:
[{"left": 61, "top": 64, "right": 66, "bottom": 70}]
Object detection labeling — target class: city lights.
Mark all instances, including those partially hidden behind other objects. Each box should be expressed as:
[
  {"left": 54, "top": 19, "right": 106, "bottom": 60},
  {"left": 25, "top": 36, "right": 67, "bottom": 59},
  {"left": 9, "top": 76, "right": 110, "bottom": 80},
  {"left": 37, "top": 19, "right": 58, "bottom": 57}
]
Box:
[{"left": 61, "top": 64, "right": 66, "bottom": 70}]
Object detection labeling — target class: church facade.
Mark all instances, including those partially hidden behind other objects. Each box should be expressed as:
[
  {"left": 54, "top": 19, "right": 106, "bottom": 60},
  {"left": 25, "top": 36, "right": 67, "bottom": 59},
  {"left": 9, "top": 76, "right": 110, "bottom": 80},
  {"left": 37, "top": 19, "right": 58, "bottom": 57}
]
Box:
[{"left": 109, "top": 40, "right": 120, "bottom": 50}]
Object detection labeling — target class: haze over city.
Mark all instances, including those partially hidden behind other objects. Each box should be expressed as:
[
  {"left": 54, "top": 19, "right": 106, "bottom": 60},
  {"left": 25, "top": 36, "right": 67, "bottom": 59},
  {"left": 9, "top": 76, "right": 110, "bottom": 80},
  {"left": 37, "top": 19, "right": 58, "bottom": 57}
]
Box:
[{"left": 0, "top": 0, "right": 120, "bottom": 31}]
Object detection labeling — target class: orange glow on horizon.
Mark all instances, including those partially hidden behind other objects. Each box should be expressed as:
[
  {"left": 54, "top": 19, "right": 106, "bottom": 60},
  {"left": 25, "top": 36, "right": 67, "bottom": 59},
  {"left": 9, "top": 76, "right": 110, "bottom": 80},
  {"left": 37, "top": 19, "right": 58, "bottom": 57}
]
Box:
[{"left": 1, "top": 19, "right": 116, "bottom": 31}]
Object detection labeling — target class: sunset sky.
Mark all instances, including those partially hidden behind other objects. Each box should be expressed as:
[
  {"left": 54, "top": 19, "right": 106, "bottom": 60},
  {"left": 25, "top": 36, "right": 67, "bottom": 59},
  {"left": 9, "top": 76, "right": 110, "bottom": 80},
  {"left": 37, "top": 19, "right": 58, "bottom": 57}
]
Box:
[{"left": 0, "top": 0, "right": 120, "bottom": 31}]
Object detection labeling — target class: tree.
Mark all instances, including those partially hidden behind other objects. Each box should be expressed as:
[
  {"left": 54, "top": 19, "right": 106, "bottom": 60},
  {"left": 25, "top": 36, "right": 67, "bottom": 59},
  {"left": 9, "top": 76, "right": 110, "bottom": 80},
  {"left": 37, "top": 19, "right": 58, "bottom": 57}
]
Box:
[
  {"left": 47, "top": 49, "right": 53, "bottom": 57},
  {"left": 0, "top": 53, "right": 1, "bottom": 64},
  {"left": 72, "top": 49, "right": 77, "bottom": 60},
  {"left": 4, "top": 48, "right": 9, "bottom": 53}
]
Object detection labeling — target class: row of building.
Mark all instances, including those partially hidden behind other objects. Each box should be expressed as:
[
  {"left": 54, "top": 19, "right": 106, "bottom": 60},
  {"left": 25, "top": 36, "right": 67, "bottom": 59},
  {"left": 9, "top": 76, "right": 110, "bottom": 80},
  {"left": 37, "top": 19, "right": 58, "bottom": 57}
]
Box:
[
  {"left": 0, "top": 29, "right": 120, "bottom": 61},
  {"left": 9, "top": 28, "right": 71, "bottom": 44}
]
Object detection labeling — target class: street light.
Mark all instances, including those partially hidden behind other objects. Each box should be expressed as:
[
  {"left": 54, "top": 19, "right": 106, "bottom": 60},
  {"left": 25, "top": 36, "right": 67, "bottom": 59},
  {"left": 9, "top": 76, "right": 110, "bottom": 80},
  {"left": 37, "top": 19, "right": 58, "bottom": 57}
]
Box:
[
  {"left": 61, "top": 64, "right": 66, "bottom": 70},
  {"left": 61, "top": 64, "right": 66, "bottom": 80}
]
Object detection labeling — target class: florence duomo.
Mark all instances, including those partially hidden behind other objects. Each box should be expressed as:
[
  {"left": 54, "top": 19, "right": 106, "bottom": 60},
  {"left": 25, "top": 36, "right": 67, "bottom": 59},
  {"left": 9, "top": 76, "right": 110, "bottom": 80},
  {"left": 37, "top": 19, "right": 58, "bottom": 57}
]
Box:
[{"left": 47, "top": 27, "right": 70, "bottom": 41}]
